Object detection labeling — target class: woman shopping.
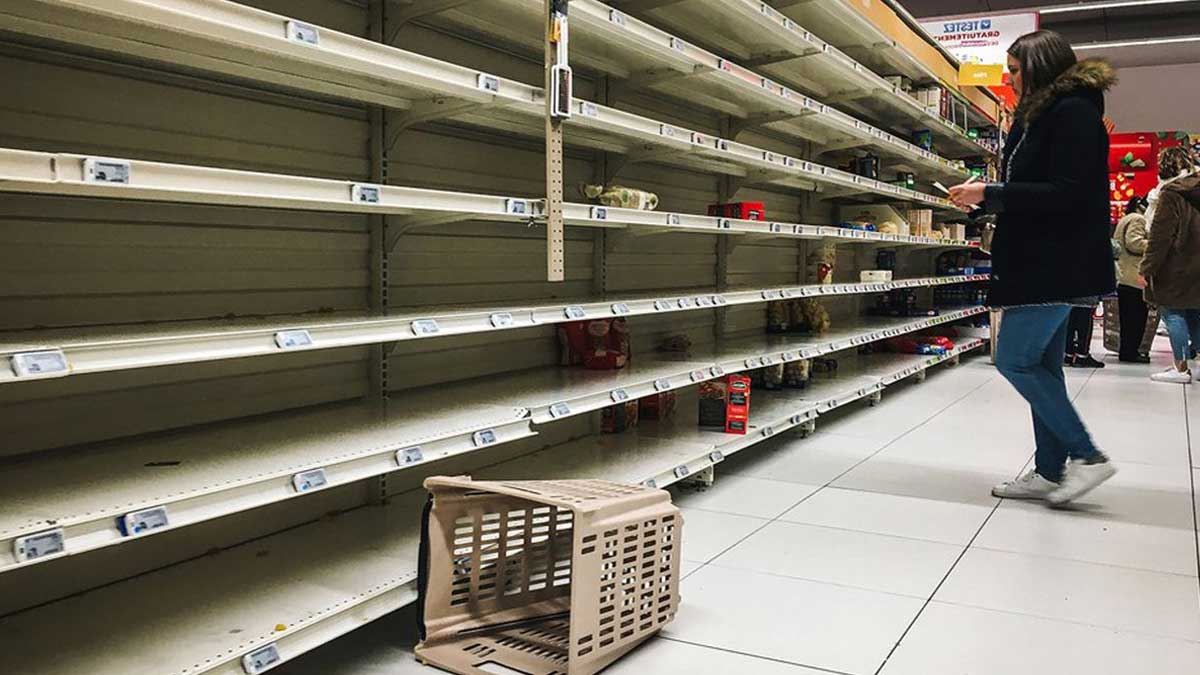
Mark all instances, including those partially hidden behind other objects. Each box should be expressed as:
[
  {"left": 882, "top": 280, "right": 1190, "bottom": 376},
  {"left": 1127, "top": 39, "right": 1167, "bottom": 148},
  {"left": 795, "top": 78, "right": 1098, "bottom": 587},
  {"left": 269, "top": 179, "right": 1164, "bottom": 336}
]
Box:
[
  {"left": 950, "top": 30, "right": 1117, "bottom": 505},
  {"left": 1141, "top": 146, "right": 1200, "bottom": 384},
  {"left": 1114, "top": 196, "right": 1152, "bottom": 363}
]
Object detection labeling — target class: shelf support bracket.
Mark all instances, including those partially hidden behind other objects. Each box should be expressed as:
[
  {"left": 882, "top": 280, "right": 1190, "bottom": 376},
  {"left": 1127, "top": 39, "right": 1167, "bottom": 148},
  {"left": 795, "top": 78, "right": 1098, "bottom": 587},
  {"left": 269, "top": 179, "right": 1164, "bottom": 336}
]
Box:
[
  {"left": 386, "top": 0, "right": 482, "bottom": 43},
  {"left": 728, "top": 110, "right": 813, "bottom": 139},
  {"left": 387, "top": 98, "right": 492, "bottom": 154},
  {"left": 743, "top": 48, "right": 821, "bottom": 68},
  {"left": 387, "top": 213, "right": 480, "bottom": 252}
]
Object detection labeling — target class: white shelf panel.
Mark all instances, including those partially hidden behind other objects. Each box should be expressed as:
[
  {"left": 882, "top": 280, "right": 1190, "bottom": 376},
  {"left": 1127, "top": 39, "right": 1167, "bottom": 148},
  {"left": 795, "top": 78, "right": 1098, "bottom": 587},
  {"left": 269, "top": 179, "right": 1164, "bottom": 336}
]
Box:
[
  {"left": 0, "top": 394, "right": 532, "bottom": 573},
  {"left": 0, "top": 342, "right": 986, "bottom": 675},
  {"left": 0, "top": 491, "right": 426, "bottom": 675},
  {"left": 0, "top": 273, "right": 988, "bottom": 385},
  {"left": 425, "top": 0, "right": 970, "bottom": 184},
  {"left": 611, "top": 0, "right": 995, "bottom": 159},
  {"left": 0, "top": 1, "right": 960, "bottom": 207}
]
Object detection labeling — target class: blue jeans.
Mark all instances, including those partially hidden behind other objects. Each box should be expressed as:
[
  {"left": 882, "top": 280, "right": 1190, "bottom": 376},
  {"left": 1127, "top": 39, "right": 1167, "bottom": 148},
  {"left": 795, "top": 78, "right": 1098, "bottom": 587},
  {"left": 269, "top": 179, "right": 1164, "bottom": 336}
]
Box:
[
  {"left": 995, "top": 305, "right": 1101, "bottom": 482},
  {"left": 1160, "top": 308, "right": 1200, "bottom": 362}
]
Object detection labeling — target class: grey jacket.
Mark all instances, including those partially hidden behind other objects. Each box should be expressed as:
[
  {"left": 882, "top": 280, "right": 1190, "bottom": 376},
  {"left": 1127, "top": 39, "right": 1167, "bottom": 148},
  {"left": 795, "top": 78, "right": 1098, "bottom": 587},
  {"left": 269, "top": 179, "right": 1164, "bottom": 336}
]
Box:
[{"left": 1113, "top": 213, "right": 1148, "bottom": 289}]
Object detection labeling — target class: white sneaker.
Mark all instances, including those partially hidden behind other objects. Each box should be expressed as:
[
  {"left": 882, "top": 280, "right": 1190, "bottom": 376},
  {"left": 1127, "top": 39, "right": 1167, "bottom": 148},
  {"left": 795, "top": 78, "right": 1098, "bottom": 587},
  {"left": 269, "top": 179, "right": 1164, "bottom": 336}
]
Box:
[
  {"left": 992, "top": 469, "right": 1059, "bottom": 499},
  {"left": 1151, "top": 368, "right": 1192, "bottom": 384},
  {"left": 1047, "top": 458, "right": 1117, "bottom": 506}
]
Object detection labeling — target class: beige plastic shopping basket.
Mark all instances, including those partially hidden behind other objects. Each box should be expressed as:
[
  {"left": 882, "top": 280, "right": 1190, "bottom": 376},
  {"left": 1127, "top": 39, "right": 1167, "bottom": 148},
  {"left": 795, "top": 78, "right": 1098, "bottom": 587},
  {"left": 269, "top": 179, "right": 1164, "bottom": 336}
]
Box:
[{"left": 415, "top": 476, "right": 683, "bottom": 675}]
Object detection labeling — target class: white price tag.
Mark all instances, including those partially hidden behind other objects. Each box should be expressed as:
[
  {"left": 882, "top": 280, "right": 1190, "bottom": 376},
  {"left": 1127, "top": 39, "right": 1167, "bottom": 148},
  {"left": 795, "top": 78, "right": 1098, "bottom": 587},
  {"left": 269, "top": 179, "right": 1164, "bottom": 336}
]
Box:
[
  {"left": 490, "top": 312, "right": 514, "bottom": 328},
  {"left": 504, "top": 199, "right": 531, "bottom": 215},
  {"left": 690, "top": 370, "right": 707, "bottom": 383},
  {"left": 712, "top": 294, "right": 727, "bottom": 305},
  {"left": 477, "top": 73, "right": 500, "bottom": 93},
  {"left": 590, "top": 206, "right": 608, "bottom": 220},
  {"left": 548, "top": 402, "right": 572, "bottom": 418},
  {"left": 243, "top": 644, "right": 282, "bottom": 675},
  {"left": 274, "top": 329, "right": 313, "bottom": 350},
  {"left": 119, "top": 506, "right": 169, "bottom": 537},
  {"left": 610, "top": 302, "right": 630, "bottom": 315},
  {"left": 654, "top": 300, "right": 672, "bottom": 311},
  {"left": 670, "top": 37, "right": 687, "bottom": 51},
  {"left": 82, "top": 158, "right": 131, "bottom": 184},
  {"left": 610, "top": 388, "right": 629, "bottom": 403},
  {"left": 13, "top": 528, "right": 65, "bottom": 562},
  {"left": 473, "top": 429, "right": 498, "bottom": 447},
  {"left": 608, "top": 9, "right": 626, "bottom": 25},
  {"left": 563, "top": 305, "right": 586, "bottom": 320},
  {"left": 654, "top": 378, "right": 671, "bottom": 392},
  {"left": 674, "top": 465, "right": 690, "bottom": 479},
  {"left": 10, "top": 349, "right": 69, "bottom": 378},
  {"left": 659, "top": 124, "right": 681, "bottom": 139},
  {"left": 790, "top": 414, "right": 808, "bottom": 425},
  {"left": 579, "top": 101, "right": 599, "bottom": 118},
  {"left": 762, "top": 426, "right": 776, "bottom": 437},
  {"left": 351, "top": 183, "right": 381, "bottom": 204},
  {"left": 677, "top": 297, "right": 695, "bottom": 309},
  {"left": 744, "top": 358, "right": 762, "bottom": 368},
  {"left": 285, "top": 20, "right": 320, "bottom": 46},
  {"left": 709, "top": 451, "right": 725, "bottom": 463},
  {"left": 643, "top": 478, "right": 658, "bottom": 489},
  {"left": 709, "top": 365, "right": 725, "bottom": 377},
  {"left": 717, "top": 219, "right": 732, "bottom": 230},
  {"left": 667, "top": 213, "right": 682, "bottom": 226},
  {"left": 291, "top": 468, "right": 328, "bottom": 493},
  {"left": 411, "top": 319, "right": 440, "bottom": 336},
  {"left": 397, "top": 446, "right": 424, "bottom": 465},
  {"left": 697, "top": 296, "right": 715, "bottom": 307}
]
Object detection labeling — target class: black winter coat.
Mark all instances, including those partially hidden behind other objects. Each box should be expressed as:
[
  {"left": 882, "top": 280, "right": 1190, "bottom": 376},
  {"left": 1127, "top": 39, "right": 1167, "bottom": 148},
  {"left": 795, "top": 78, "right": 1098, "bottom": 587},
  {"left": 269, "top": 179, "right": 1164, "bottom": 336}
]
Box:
[{"left": 983, "top": 59, "right": 1118, "bottom": 307}]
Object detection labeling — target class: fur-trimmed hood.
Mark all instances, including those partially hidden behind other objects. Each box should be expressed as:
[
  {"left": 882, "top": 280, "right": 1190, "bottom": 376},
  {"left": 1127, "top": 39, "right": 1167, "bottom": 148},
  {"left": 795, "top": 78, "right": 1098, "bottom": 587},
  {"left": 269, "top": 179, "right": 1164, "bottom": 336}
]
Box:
[{"left": 1018, "top": 58, "right": 1118, "bottom": 125}]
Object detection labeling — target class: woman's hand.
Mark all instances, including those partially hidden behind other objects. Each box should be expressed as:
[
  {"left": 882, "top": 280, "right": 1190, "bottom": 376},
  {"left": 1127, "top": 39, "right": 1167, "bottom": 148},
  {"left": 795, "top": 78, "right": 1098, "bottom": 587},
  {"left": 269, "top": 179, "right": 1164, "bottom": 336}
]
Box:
[
  {"left": 949, "top": 182, "right": 986, "bottom": 209},
  {"left": 1139, "top": 274, "right": 1149, "bottom": 289}
]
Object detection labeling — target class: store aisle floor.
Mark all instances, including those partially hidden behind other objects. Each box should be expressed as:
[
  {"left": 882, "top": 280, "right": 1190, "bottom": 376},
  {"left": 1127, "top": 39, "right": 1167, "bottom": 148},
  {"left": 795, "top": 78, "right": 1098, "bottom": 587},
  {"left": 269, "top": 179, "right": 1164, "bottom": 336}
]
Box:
[{"left": 277, "top": 345, "right": 1200, "bottom": 675}]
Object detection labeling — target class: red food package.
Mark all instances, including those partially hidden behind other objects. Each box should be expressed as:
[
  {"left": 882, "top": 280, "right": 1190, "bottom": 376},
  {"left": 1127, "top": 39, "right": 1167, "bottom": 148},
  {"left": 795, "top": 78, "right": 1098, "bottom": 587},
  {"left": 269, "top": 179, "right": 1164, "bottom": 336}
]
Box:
[
  {"left": 557, "top": 319, "right": 631, "bottom": 370},
  {"left": 639, "top": 391, "right": 677, "bottom": 420}
]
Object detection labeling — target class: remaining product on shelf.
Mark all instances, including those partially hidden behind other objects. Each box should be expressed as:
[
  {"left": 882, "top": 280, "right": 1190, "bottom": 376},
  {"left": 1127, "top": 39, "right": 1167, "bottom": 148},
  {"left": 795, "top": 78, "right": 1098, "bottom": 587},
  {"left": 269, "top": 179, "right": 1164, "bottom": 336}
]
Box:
[
  {"left": 698, "top": 375, "right": 751, "bottom": 435},
  {"left": 602, "top": 400, "right": 641, "bottom": 433},
  {"left": 807, "top": 245, "right": 837, "bottom": 285},
  {"left": 415, "top": 476, "right": 682, "bottom": 675},
  {"left": 707, "top": 201, "right": 765, "bottom": 221},
  {"left": 901, "top": 208, "right": 935, "bottom": 237},
  {"left": 559, "top": 319, "right": 631, "bottom": 369},
  {"left": 853, "top": 154, "right": 881, "bottom": 180},
  {"left": 870, "top": 289, "right": 939, "bottom": 318},
  {"left": 639, "top": 391, "right": 678, "bottom": 420},
  {"left": 782, "top": 359, "right": 811, "bottom": 389},
  {"left": 767, "top": 300, "right": 832, "bottom": 335},
  {"left": 582, "top": 183, "right": 660, "bottom": 210},
  {"left": 861, "top": 270, "right": 894, "bottom": 283}
]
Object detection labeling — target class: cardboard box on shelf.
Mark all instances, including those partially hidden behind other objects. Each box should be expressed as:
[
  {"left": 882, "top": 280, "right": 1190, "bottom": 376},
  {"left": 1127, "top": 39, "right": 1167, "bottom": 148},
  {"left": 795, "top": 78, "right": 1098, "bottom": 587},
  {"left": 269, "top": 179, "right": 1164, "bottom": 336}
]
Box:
[{"left": 698, "top": 374, "right": 751, "bottom": 434}]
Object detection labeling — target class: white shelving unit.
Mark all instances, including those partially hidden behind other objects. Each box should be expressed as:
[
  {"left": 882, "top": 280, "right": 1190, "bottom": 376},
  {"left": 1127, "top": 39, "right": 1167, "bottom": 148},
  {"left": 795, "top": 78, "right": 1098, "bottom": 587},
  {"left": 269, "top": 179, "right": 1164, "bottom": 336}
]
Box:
[
  {"left": 0, "top": 340, "right": 983, "bottom": 675},
  {"left": 0, "top": 0, "right": 997, "bottom": 672}
]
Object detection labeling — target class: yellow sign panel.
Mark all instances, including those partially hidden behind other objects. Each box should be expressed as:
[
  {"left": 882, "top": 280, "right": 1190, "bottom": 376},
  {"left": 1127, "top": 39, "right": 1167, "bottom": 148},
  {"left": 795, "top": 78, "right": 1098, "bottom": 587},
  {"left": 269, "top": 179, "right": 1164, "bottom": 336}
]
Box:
[{"left": 958, "top": 63, "right": 1005, "bottom": 87}]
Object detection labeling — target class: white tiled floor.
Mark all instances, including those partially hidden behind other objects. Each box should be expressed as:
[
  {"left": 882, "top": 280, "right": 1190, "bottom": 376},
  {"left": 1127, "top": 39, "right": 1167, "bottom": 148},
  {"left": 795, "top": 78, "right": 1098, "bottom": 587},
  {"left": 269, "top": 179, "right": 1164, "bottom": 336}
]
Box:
[{"left": 278, "top": 341, "right": 1200, "bottom": 675}]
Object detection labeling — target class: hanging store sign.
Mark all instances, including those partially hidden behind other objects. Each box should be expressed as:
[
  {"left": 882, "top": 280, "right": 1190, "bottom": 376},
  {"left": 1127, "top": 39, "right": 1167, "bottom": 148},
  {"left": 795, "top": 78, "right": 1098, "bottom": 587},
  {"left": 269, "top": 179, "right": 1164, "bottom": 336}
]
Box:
[{"left": 921, "top": 12, "right": 1039, "bottom": 87}]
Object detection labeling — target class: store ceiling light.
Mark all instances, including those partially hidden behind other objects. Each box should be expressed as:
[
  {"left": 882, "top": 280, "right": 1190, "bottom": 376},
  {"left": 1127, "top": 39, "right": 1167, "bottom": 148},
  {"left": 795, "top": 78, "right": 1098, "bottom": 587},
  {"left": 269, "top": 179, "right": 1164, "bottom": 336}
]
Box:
[
  {"left": 1039, "top": 0, "right": 1199, "bottom": 14},
  {"left": 1073, "top": 34, "right": 1200, "bottom": 48}
]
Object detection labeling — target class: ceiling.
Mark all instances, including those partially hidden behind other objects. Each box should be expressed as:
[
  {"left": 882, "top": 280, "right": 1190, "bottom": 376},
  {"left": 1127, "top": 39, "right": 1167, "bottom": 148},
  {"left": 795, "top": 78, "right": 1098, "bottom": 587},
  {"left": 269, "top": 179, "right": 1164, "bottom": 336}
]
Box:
[{"left": 900, "top": 0, "right": 1200, "bottom": 67}]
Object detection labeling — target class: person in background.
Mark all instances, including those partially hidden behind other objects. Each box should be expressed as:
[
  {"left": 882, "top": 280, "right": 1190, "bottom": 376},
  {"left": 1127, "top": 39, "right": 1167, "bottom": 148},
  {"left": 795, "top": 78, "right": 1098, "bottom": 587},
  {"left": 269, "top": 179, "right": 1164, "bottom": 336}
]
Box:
[
  {"left": 1114, "top": 196, "right": 1152, "bottom": 363},
  {"left": 1142, "top": 146, "right": 1200, "bottom": 383},
  {"left": 1064, "top": 305, "right": 1104, "bottom": 368},
  {"left": 950, "top": 30, "right": 1117, "bottom": 505}
]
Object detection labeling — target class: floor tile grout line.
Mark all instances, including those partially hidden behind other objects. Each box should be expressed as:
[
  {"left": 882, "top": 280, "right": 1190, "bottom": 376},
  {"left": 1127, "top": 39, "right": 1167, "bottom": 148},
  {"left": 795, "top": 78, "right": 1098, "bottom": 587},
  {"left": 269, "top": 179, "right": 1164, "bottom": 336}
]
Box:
[
  {"left": 872, "top": 496, "right": 1005, "bottom": 675},
  {"left": 1183, "top": 386, "right": 1200, "bottom": 606},
  {"left": 873, "top": 360, "right": 1102, "bottom": 674},
  {"left": 657, "top": 636, "right": 856, "bottom": 675},
  {"left": 685, "top": 367, "right": 1000, "bottom": 578},
  {"left": 929, "top": 597, "right": 1200, "bottom": 646}
]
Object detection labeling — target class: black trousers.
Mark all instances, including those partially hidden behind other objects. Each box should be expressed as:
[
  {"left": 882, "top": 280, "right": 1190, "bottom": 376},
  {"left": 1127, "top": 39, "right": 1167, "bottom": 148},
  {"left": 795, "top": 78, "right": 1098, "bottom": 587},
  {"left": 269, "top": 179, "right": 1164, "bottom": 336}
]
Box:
[
  {"left": 1065, "top": 306, "right": 1096, "bottom": 356},
  {"left": 1117, "top": 284, "right": 1150, "bottom": 359}
]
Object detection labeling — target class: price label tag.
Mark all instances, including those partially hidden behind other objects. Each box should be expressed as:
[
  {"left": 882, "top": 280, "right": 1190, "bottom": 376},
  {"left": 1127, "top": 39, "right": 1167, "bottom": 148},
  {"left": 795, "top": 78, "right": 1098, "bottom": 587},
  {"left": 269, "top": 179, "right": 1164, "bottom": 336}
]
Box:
[
  {"left": 762, "top": 355, "right": 777, "bottom": 366},
  {"left": 709, "top": 451, "right": 725, "bottom": 463},
  {"left": 397, "top": 446, "right": 424, "bottom": 465},
  {"left": 653, "top": 378, "right": 671, "bottom": 392},
  {"left": 654, "top": 300, "right": 672, "bottom": 311},
  {"left": 690, "top": 370, "right": 707, "bottom": 383},
  {"left": 697, "top": 296, "right": 715, "bottom": 307},
  {"left": 13, "top": 528, "right": 65, "bottom": 562},
  {"left": 643, "top": 479, "right": 658, "bottom": 489},
  {"left": 285, "top": 20, "right": 320, "bottom": 45},
  {"left": 744, "top": 358, "right": 762, "bottom": 368},
  {"left": 611, "top": 302, "right": 630, "bottom": 315},
  {"left": 677, "top": 297, "right": 695, "bottom": 309},
  {"left": 563, "top": 305, "right": 586, "bottom": 320},
  {"left": 477, "top": 73, "right": 500, "bottom": 93},
  {"left": 610, "top": 388, "right": 629, "bottom": 403},
  {"left": 670, "top": 37, "right": 687, "bottom": 51},
  {"left": 660, "top": 124, "right": 681, "bottom": 139},
  {"left": 790, "top": 414, "right": 808, "bottom": 425},
  {"left": 591, "top": 206, "right": 608, "bottom": 220},
  {"left": 473, "top": 429, "right": 498, "bottom": 447},
  {"left": 608, "top": 9, "right": 626, "bottom": 25},
  {"left": 762, "top": 426, "right": 776, "bottom": 437},
  {"left": 709, "top": 365, "right": 725, "bottom": 377},
  {"left": 667, "top": 213, "right": 681, "bottom": 226},
  {"left": 243, "top": 644, "right": 282, "bottom": 675},
  {"left": 351, "top": 184, "right": 381, "bottom": 204},
  {"left": 119, "top": 505, "right": 169, "bottom": 537},
  {"left": 716, "top": 139, "right": 730, "bottom": 151},
  {"left": 717, "top": 219, "right": 732, "bottom": 230},
  {"left": 490, "top": 312, "right": 514, "bottom": 328},
  {"left": 712, "top": 294, "right": 727, "bottom": 305},
  {"left": 291, "top": 468, "right": 328, "bottom": 493},
  {"left": 579, "top": 101, "right": 599, "bottom": 118},
  {"left": 504, "top": 199, "right": 531, "bottom": 215},
  {"left": 274, "top": 329, "right": 313, "bottom": 350},
  {"left": 411, "top": 319, "right": 440, "bottom": 336},
  {"left": 548, "top": 402, "right": 572, "bottom": 418},
  {"left": 674, "top": 465, "right": 690, "bottom": 479},
  {"left": 10, "top": 349, "right": 69, "bottom": 378}
]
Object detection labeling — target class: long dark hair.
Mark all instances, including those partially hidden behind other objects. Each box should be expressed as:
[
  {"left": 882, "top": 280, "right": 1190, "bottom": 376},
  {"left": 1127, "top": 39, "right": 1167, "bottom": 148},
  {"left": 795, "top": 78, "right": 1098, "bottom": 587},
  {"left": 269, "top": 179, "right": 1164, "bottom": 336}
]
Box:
[{"left": 1008, "top": 30, "right": 1077, "bottom": 118}]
